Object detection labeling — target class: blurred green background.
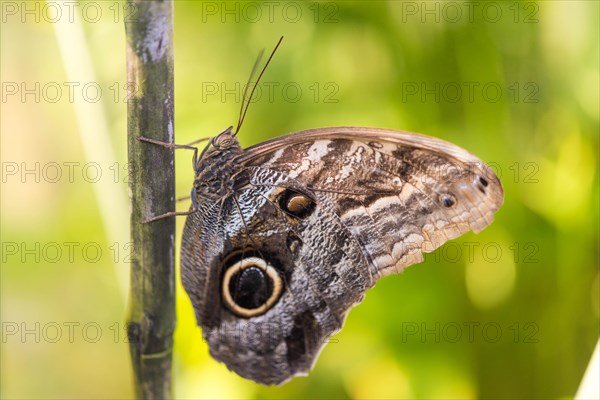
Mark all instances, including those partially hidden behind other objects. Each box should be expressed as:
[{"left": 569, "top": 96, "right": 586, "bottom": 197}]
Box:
[{"left": 1, "top": 1, "right": 598, "bottom": 398}]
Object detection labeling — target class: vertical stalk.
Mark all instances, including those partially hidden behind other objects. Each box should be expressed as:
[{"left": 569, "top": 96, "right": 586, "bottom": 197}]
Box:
[{"left": 125, "top": 0, "right": 175, "bottom": 398}]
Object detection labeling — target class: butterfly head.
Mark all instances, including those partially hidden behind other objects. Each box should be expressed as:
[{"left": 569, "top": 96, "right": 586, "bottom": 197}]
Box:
[
  {"left": 198, "top": 126, "right": 242, "bottom": 160},
  {"left": 211, "top": 126, "right": 239, "bottom": 150}
]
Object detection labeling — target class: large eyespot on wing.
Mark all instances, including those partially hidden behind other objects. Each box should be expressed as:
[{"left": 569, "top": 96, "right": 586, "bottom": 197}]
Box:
[
  {"left": 239, "top": 126, "right": 503, "bottom": 279},
  {"left": 221, "top": 256, "right": 283, "bottom": 318}
]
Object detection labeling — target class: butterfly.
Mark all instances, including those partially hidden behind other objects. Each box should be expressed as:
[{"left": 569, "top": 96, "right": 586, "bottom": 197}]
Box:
[{"left": 140, "top": 38, "right": 504, "bottom": 385}]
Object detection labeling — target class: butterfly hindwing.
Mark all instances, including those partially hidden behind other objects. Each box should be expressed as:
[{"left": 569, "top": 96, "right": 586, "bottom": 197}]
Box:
[{"left": 182, "top": 173, "right": 372, "bottom": 385}]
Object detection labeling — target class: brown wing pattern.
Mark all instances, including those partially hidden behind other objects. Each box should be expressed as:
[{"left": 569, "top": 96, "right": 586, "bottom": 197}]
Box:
[{"left": 239, "top": 127, "right": 503, "bottom": 278}]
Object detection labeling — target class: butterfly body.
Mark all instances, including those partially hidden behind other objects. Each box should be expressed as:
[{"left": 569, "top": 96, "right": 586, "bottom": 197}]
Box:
[
  {"left": 191, "top": 127, "right": 244, "bottom": 200},
  {"left": 179, "top": 126, "right": 503, "bottom": 385}
]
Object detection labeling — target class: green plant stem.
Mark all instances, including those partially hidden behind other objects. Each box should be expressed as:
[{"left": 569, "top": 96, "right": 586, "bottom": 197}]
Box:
[{"left": 125, "top": 0, "right": 175, "bottom": 398}]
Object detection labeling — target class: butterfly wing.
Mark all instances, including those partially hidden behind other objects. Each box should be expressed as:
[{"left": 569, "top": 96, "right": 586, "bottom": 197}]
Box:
[
  {"left": 181, "top": 126, "right": 503, "bottom": 385},
  {"left": 240, "top": 126, "right": 504, "bottom": 277},
  {"left": 181, "top": 172, "right": 372, "bottom": 385}
]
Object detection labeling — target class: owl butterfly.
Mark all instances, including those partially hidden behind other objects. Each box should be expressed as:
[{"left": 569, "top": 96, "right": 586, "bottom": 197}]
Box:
[{"left": 141, "top": 38, "right": 503, "bottom": 385}]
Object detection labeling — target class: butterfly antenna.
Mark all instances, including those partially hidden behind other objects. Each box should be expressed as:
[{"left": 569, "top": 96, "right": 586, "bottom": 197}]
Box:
[
  {"left": 234, "top": 36, "right": 284, "bottom": 135},
  {"left": 236, "top": 49, "right": 264, "bottom": 133}
]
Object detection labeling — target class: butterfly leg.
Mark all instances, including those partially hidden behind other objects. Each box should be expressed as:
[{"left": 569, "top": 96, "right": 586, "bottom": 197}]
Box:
[
  {"left": 141, "top": 187, "right": 200, "bottom": 223},
  {"left": 142, "top": 209, "right": 197, "bottom": 223},
  {"left": 138, "top": 136, "right": 207, "bottom": 173},
  {"left": 137, "top": 137, "right": 205, "bottom": 223}
]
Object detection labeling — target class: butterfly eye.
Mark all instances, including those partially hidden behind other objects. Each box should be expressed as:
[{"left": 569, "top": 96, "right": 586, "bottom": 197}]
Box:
[
  {"left": 212, "top": 132, "right": 236, "bottom": 149},
  {"left": 218, "top": 138, "right": 233, "bottom": 148},
  {"left": 278, "top": 190, "right": 316, "bottom": 219},
  {"left": 222, "top": 257, "right": 283, "bottom": 318}
]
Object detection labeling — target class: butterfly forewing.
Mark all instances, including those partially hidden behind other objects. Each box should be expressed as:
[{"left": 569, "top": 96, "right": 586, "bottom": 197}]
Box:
[{"left": 239, "top": 127, "right": 503, "bottom": 278}]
